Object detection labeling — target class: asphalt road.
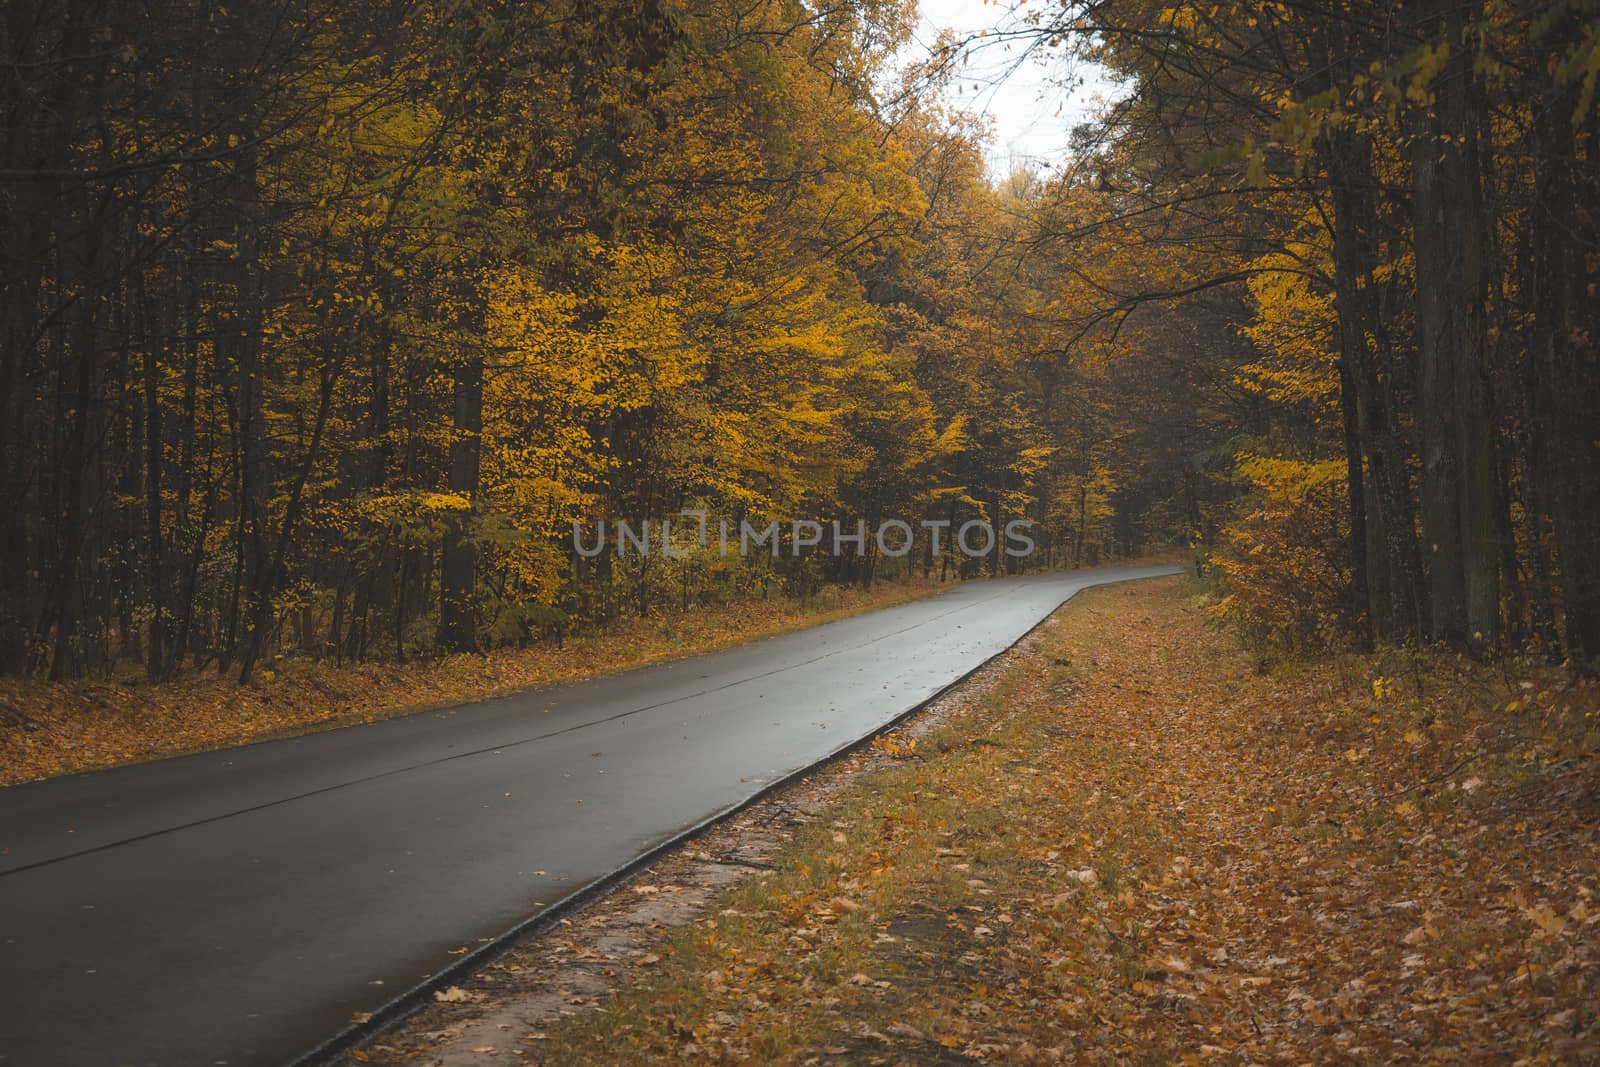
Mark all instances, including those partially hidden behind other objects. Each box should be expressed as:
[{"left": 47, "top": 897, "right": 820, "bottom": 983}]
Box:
[{"left": 0, "top": 564, "right": 1178, "bottom": 1066}]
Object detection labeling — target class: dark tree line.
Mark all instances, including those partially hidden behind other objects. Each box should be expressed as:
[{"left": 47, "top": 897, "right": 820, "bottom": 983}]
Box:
[{"left": 1028, "top": 0, "right": 1600, "bottom": 670}]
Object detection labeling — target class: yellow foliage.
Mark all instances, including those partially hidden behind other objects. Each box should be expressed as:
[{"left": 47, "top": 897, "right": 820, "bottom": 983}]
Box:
[{"left": 1210, "top": 456, "right": 1350, "bottom": 649}]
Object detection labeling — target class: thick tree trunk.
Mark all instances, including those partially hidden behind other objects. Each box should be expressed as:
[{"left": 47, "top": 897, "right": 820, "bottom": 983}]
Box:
[
  {"left": 1411, "top": 109, "right": 1467, "bottom": 644},
  {"left": 49, "top": 193, "right": 105, "bottom": 680},
  {"left": 1322, "top": 126, "right": 1426, "bottom": 641},
  {"left": 1436, "top": 0, "right": 1499, "bottom": 650},
  {"left": 1528, "top": 55, "right": 1600, "bottom": 673},
  {"left": 437, "top": 350, "right": 484, "bottom": 654}
]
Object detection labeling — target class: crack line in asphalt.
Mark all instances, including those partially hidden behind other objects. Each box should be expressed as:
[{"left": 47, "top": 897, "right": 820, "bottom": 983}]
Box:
[{"left": 0, "top": 578, "right": 1081, "bottom": 879}]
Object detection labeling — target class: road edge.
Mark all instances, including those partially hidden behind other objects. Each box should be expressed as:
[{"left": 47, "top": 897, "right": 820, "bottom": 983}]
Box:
[{"left": 287, "top": 564, "right": 1181, "bottom": 1067}]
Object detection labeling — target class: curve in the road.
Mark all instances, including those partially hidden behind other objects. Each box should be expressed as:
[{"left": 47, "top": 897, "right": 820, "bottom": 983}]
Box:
[{"left": 0, "top": 564, "right": 1178, "bottom": 1067}]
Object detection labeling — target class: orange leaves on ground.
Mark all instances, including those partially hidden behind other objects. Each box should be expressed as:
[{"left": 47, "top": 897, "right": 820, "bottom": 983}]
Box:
[{"left": 868, "top": 731, "right": 917, "bottom": 758}]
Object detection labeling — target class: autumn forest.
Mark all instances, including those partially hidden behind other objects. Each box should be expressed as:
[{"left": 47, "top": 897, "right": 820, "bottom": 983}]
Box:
[
  {"left": 2, "top": 0, "right": 1597, "bottom": 691},
  {"left": 5, "top": 1, "right": 1600, "bottom": 1063}
]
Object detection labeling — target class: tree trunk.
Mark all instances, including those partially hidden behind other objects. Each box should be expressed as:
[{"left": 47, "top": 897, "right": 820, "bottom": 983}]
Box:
[
  {"left": 437, "top": 350, "right": 483, "bottom": 654},
  {"left": 1322, "top": 124, "right": 1426, "bottom": 641},
  {"left": 1336, "top": 356, "right": 1373, "bottom": 646},
  {"left": 1436, "top": 0, "right": 1498, "bottom": 650},
  {"left": 1528, "top": 49, "right": 1600, "bottom": 673},
  {"left": 1411, "top": 103, "right": 1467, "bottom": 644}
]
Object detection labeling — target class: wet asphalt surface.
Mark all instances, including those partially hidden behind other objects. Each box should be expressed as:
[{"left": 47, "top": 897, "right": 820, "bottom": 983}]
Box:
[{"left": 0, "top": 564, "right": 1178, "bottom": 1066}]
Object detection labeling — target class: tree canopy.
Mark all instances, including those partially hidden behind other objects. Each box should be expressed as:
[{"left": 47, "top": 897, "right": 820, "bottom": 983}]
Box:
[{"left": 2, "top": 0, "right": 1596, "bottom": 683}]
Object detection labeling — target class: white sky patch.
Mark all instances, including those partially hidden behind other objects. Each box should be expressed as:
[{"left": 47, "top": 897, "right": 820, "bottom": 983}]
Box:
[{"left": 895, "top": 0, "right": 1125, "bottom": 179}]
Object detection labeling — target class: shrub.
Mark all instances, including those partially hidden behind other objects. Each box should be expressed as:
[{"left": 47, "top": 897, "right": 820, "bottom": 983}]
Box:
[{"left": 1209, "top": 455, "right": 1351, "bottom": 651}]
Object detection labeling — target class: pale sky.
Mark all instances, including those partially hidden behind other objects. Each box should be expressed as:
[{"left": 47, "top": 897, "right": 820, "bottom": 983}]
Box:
[{"left": 897, "top": 0, "right": 1125, "bottom": 178}]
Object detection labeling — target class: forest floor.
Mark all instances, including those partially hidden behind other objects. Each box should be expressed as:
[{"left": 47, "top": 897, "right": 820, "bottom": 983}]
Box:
[
  {"left": 352, "top": 576, "right": 1600, "bottom": 1066},
  {"left": 0, "top": 575, "right": 955, "bottom": 785}
]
